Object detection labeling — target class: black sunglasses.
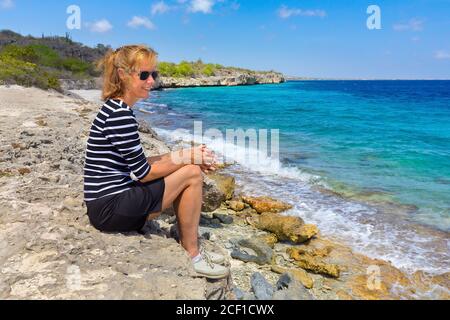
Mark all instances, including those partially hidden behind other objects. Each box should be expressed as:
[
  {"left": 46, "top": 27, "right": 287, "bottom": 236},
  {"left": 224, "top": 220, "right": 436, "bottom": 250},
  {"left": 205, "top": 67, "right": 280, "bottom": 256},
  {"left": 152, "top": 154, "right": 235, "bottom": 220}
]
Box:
[{"left": 138, "top": 70, "right": 159, "bottom": 81}]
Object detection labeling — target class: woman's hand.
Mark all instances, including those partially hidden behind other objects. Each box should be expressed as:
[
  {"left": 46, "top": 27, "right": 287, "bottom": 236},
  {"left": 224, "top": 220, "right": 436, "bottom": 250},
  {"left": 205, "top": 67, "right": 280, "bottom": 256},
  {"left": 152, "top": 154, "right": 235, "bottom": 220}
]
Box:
[
  {"left": 179, "top": 144, "right": 218, "bottom": 174},
  {"left": 199, "top": 145, "right": 218, "bottom": 174},
  {"left": 178, "top": 144, "right": 217, "bottom": 173}
]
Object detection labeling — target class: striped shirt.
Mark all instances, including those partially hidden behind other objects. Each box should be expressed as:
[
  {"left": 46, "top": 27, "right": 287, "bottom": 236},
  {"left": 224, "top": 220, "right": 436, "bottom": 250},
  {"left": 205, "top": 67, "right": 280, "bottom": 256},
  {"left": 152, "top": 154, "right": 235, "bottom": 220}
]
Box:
[{"left": 83, "top": 99, "right": 151, "bottom": 202}]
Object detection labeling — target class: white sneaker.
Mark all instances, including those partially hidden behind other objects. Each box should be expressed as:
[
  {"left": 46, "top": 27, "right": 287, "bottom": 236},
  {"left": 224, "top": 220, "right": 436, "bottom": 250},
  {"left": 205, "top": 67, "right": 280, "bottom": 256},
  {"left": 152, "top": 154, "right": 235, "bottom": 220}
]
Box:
[
  {"left": 192, "top": 253, "right": 230, "bottom": 280},
  {"left": 200, "top": 246, "right": 226, "bottom": 264}
]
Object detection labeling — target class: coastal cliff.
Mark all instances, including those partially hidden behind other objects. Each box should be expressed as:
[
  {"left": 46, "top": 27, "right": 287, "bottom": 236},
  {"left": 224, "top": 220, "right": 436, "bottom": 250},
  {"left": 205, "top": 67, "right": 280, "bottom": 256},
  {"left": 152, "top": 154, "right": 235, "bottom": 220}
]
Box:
[
  {"left": 58, "top": 70, "right": 285, "bottom": 92},
  {"left": 0, "top": 85, "right": 448, "bottom": 300}
]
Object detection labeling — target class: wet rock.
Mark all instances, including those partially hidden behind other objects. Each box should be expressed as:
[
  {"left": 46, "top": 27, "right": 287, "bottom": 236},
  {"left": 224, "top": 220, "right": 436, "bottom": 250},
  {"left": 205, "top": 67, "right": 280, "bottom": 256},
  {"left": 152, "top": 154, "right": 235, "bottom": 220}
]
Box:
[
  {"left": 250, "top": 272, "right": 274, "bottom": 300},
  {"left": 230, "top": 238, "right": 273, "bottom": 265},
  {"left": 242, "top": 196, "right": 293, "bottom": 214},
  {"left": 256, "top": 213, "right": 318, "bottom": 244}
]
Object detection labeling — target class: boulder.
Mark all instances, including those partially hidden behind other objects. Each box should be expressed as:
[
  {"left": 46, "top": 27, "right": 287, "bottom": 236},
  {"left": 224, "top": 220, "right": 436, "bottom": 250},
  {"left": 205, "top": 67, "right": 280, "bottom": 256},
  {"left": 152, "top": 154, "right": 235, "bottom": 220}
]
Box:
[
  {"left": 242, "top": 196, "right": 292, "bottom": 214},
  {"left": 207, "top": 173, "right": 235, "bottom": 201},
  {"left": 255, "top": 213, "right": 318, "bottom": 244},
  {"left": 202, "top": 176, "right": 226, "bottom": 212}
]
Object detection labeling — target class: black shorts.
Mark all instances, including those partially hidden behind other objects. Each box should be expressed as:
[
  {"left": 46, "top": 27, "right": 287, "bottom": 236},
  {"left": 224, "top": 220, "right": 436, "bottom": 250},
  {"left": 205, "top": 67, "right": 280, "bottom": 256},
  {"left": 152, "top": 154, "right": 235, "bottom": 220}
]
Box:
[{"left": 86, "top": 178, "right": 166, "bottom": 233}]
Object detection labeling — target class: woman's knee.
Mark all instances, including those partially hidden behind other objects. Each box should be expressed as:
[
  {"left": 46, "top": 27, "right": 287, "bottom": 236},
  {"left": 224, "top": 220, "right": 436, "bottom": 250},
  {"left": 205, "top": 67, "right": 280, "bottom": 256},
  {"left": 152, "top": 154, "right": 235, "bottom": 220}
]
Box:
[{"left": 186, "top": 165, "right": 203, "bottom": 183}]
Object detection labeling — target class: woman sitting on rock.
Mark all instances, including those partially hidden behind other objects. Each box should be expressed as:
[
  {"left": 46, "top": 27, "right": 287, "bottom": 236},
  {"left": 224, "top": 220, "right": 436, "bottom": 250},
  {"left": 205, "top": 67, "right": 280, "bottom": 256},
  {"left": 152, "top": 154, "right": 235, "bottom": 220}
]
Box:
[{"left": 83, "top": 45, "right": 229, "bottom": 279}]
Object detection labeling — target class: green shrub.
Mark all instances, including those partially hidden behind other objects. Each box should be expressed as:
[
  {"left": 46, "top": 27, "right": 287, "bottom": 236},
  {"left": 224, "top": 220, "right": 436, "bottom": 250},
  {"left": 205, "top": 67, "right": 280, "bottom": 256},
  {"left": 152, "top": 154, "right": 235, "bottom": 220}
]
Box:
[
  {"left": 202, "top": 64, "right": 216, "bottom": 76},
  {"left": 28, "top": 44, "right": 63, "bottom": 68},
  {"left": 0, "top": 54, "right": 61, "bottom": 90},
  {"left": 61, "top": 57, "right": 91, "bottom": 74},
  {"left": 0, "top": 44, "right": 38, "bottom": 63}
]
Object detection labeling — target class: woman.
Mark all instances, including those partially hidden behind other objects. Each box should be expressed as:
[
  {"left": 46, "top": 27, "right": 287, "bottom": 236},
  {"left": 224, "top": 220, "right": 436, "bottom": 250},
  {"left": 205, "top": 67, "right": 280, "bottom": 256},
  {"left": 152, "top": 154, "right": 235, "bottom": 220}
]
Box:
[{"left": 83, "top": 45, "right": 229, "bottom": 280}]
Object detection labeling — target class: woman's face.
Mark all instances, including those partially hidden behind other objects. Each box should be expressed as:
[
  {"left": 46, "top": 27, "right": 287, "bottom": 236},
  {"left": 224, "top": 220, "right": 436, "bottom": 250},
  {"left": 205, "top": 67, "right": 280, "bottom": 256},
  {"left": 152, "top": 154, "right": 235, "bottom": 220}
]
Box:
[{"left": 125, "top": 60, "right": 157, "bottom": 101}]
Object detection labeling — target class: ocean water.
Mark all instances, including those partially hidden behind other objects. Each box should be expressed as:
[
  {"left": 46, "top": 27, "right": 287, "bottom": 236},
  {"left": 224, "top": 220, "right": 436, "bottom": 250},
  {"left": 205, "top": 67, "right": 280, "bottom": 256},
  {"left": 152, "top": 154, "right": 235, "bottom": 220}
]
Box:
[{"left": 137, "top": 80, "right": 450, "bottom": 274}]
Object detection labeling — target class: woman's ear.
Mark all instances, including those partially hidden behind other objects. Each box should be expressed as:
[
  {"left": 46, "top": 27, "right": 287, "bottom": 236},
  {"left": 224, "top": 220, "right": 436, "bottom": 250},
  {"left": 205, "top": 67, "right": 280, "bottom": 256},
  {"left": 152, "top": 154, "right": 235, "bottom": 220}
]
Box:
[{"left": 117, "top": 68, "right": 126, "bottom": 81}]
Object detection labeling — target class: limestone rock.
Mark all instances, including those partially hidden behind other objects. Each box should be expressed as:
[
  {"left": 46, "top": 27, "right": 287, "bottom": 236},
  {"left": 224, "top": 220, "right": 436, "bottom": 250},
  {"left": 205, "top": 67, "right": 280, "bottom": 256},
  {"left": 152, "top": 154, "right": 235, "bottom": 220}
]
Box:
[
  {"left": 242, "top": 196, "right": 293, "bottom": 214},
  {"left": 227, "top": 200, "right": 245, "bottom": 212},
  {"left": 271, "top": 265, "right": 314, "bottom": 289},
  {"left": 202, "top": 176, "right": 226, "bottom": 212},
  {"left": 256, "top": 233, "right": 278, "bottom": 249},
  {"left": 255, "top": 213, "right": 318, "bottom": 243},
  {"left": 207, "top": 173, "right": 235, "bottom": 201},
  {"left": 274, "top": 273, "right": 314, "bottom": 300},
  {"left": 287, "top": 247, "right": 340, "bottom": 278}
]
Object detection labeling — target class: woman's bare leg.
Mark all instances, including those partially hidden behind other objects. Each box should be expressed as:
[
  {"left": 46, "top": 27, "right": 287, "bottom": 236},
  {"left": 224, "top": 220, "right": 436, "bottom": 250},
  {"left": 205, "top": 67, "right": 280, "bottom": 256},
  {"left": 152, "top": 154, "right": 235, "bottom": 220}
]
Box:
[{"left": 147, "top": 165, "right": 203, "bottom": 258}]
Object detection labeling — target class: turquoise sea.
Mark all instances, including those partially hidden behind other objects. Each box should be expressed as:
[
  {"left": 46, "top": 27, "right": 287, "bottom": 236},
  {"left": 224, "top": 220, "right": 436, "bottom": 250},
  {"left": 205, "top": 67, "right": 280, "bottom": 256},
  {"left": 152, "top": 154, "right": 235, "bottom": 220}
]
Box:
[{"left": 137, "top": 80, "right": 450, "bottom": 274}]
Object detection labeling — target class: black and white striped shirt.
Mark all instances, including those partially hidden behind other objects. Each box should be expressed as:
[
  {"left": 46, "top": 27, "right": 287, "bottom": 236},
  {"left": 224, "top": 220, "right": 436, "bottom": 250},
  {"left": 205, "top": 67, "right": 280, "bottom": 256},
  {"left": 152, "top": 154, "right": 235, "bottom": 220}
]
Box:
[{"left": 83, "top": 99, "right": 151, "bottom": 202}]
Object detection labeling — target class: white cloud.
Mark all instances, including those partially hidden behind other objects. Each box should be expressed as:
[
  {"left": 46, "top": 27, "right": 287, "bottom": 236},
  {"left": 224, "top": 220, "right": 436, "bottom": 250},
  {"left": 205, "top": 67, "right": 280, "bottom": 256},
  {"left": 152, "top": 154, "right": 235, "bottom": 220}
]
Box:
[
  {"left": 189, "top": 0, "right": 215, "bottom": 14},
  {"left": 1, "top": 0, "right": 14, "bottom": 9},
  {"left": 127, "top": 16, "right": 155, "bottom": 30},
  {"left": 278, "top": 5, "right": 326, "bottom": 19},
  {"left": 88, "top": 19, "right": 113, "bottom": 33},
  {"left": 434, "top": 50, "right": 450, "bottom": 60},
  {"left": 151, "top": 1, "right": 170, "bottom": 15},
  {"left": 393, "top": 18, "right": 424, "bottom": 31}
]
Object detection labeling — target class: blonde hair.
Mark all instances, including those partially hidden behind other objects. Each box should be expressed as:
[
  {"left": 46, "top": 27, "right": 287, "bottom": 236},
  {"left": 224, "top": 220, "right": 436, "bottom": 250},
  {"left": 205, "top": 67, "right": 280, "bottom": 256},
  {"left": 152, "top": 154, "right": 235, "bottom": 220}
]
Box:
[{"left": 97, "top": 45, "right": 158, "bottom": 101}]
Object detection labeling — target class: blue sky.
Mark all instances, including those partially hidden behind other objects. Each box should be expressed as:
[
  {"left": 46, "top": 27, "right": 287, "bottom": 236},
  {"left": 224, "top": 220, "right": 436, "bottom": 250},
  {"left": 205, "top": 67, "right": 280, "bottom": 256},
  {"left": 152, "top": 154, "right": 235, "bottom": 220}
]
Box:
[{"left": 1, "top": 0, "right": 450, "bottom": 79}]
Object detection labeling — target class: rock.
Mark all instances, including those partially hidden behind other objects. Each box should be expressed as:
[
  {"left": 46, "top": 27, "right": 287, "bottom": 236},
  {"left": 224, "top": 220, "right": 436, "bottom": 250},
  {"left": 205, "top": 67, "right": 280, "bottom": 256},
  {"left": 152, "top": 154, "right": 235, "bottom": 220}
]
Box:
[
  {"left": 227, "top": 200, "right": 245, "bottom": 212},
  {"left": 213, "top": 213, "right": 234, "bottom": 225},
  {"left": 287, "top": 247, "right": 340, "bottom": 278},
  {"left": 255, "top": 213, "right": 318, "bottom": 244},
  {"left": 250, "top": 272, "right": 274, "bottom": 300},
  {"left": 202, "top": 176, "right": 226, "bottom": 212},
  {"left": 154, "top": 72, "right": 285, "bottom": 90},
  {"left": 207, "top": 173, "right": 235, "bottom": 201},
  {"left": 274, "top": 273, "right": 313, "bottom": 300},
  {"left": 242, "top": 196, "right": 293, "bottom": 214},
  {"left": 137, "top": 119, "right": 160, "bottom": 139},
  {"left": 271, "top": 265, "right": 314, "bottom": 289},
  {"left": 256, "top": 233, "right": 278, "bottom": 249},
  {"left": 232, "top": 287, "right": 245, "bottom": 300},
  {"left": 230, "top": 238, "right": 273, "bottom": 265},
  {"left": 17, "top": 168, "right": 31, "bottom": 175}
]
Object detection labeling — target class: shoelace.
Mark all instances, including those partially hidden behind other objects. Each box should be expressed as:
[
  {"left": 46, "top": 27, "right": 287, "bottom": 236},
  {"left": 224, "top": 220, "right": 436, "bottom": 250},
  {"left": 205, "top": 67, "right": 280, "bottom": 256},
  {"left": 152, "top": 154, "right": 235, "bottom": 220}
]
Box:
[{"left": 200, "top": 246, "right": 215, "bottom": 269}]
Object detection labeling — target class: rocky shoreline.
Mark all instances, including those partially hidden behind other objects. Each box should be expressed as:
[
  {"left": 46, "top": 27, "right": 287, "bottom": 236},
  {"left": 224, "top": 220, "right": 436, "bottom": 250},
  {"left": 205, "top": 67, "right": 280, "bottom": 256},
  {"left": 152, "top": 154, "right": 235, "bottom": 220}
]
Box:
[
  {"left": 0, "top": 85, "right": 448, "bottom": 300},
  {"left": 59, "top": 71, "right": 285, "bottom": 92}
]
